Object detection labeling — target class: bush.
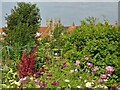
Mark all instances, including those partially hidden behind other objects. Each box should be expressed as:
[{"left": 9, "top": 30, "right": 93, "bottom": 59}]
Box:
[{"left": 63, "top": 19, "right": 120, "bottom": 83}]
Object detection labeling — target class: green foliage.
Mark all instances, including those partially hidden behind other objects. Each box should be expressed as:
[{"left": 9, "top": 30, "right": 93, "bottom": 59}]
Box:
[
  {"left": 53, "top": 23, "right": 64, "bottom": 39},
  {"left": 62, "top": 19, "right": 120, "bottom": 82},
  {"left": 4, "top": 2, "right": 41, "bottom": 48}
]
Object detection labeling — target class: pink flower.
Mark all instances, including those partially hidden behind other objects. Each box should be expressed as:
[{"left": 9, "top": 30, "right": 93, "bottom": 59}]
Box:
[
  {"left": 98, "top": 78, "right": 104, "bottom": 84},
  {"left": 84, "top": 56, "right": 89, "bottom": 61},
  {"left": 34, "top": 79, "right": 40, "bottom": 85},
  {"left": 116, "top": 84, "right": 120, "bottom": 89},
  {"left": 75, "top": 60, "right": 80, "bottom": 66},
  {"left": 100, "top": 74, "right": 107, "bottom": 80},
  {"left": 92, "top": 67, "right": 99, "bottom": 72},
  {"left": 86, "top": 62, "right": 93, "bottom": 67},
  {"left": 23, "top": 77, "right": 29, "bottom": 84},
  {"left": 55, "top": 57, "right": 59, "bottom": 61},
  {"left": 40, "top": 82, "right": 47, "bottom": 88},
  {"left": 47, "top": 74, "right": 52, "bottom": 77},
  {"left": 51, "top": 81, "right": 59, "bottom": 85},
  {"left": 105, "top": 66, "right": 114, "bottom": 74},
  {"left": 34, "top": 72, "right": 41, "bottom": 76},
  {"left": 62, "top": 63, "right": 68, "bottom": 69}
]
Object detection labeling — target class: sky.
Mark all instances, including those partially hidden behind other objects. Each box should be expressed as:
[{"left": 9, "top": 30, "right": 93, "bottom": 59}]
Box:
[
  {"left": 0, "top": 0, "right": 119, "bottom": 2},
  {"left": 0, "top": 0, "right": 119, "bottom": 27}
]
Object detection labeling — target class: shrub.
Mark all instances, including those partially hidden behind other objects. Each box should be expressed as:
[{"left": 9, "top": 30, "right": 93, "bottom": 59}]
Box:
[
  {"left": 63, "top": 19, "right": 120, "bottom": 82},
  {"left": 17, "top": 44, "right": 38, "bottom": 78}
]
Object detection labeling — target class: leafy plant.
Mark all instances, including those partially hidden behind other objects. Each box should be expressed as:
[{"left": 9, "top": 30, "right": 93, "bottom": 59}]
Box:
[{"left": 17, "top": 44, "right": 38, "bottom": 78}]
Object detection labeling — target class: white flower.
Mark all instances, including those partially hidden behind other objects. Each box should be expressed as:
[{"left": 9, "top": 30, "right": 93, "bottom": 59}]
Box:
[
  {"left": 104, "top": 86, "right": 108, "bottom": 89},
  {"left": 77, "top": 86, "right": 82, "bottom": 88},
  {"left": 55, "top": 53, "right": 58, "bottom": 55},
  {"left": 36, "top": 85, "right": 41, "bottom": 88},
  {"left": 84, "top": 80, "right": 87, "bottom": 83},
  {"left": 30, "top": 77, "right": 33, "bottom": 80},
  {"left": 65, "top": 79, "right": 70, "bottom": 82},
  {"left": 86, "top": 82, "right": 92, "bottom": 88},
  {"left": 68, "top": 84, "right": 71, "bottom": 88},
  {"left": 75, "top": 68, "right": 78, "bottom": 72},
  {"left": 94, "top": 85, "right": 108, "bottom": 89},
  {"left": 79, "top": 77, "right": 82, "bottom": 79},
  {"left": 23, "top": 77, "right": 27, "bottom": 80},
  {"left": 104, "top": 79, "right": 108, "bottom": 82},
  {"left": 19, "top": 77, "right": 27, "bottom": 82},
  {"left": 70, "top": 70, "right": 74, "bottom": 73}
]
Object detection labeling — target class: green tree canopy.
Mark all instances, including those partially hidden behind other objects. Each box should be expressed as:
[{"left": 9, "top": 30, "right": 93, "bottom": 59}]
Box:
[{"left": 5, "top": 2, "right": 41, "bottom": 47}]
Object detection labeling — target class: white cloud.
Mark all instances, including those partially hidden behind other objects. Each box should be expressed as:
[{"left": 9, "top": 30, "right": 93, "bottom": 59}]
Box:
[{"left": 1, "top": 0, "right": 119, "bottom": 2}]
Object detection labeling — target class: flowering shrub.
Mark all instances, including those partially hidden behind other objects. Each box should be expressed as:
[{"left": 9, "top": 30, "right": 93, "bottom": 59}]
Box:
[{"left": 17, "top": 44, "right": 38, "bottom": 78}]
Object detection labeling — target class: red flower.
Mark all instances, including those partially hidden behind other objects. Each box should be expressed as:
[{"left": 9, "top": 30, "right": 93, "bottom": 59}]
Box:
[
  {"left": 51, "top": 81, "right": 59, "bottom": 85},
  {"left": 17, "top": 44, "right": 38, "bottom": 78},
  {"left": 62, "top": 63, "right": 68, "bottom": 69},
  {"left": 47, "top": 74, "right": 52, "bottom": 77}
]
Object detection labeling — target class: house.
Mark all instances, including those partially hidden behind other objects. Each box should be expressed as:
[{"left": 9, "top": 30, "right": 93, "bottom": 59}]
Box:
[
  {"left": 0, "top": 20, "right": 77, "bottom": 42},
  {"left": 65, "top": 22, "right": 76, "bottom": 33},
  {"left": 36, "top": 20, "right": 77, "bottom": 41}
]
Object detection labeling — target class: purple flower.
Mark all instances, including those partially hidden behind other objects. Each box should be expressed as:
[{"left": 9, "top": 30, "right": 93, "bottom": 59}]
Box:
[
  {"left": 40, "top": 82, "right": 47, "bottom": 88},
  {"left": 47, "top": 74, "right": 52, "bottom": 77},
  {"left": 86, "top": 62, "right": 93, "bottom": 67},
  {"left": 51, "top": 81, "right": 59, "bottom": 85},
  {"left": 92, "top": 67, "right": 99, "bottom": 72},
  {"left": 105, "top": 66, "right": 114, "bottom": 74},
  {"left": 100, "top": 74, "right": 107, "bottom": 80},
  {"left": 75, "top": 60, "right": 80, "bottom": 66},
  {"left": 55, "top": 57, "right": 59, "bottom": 61},
  {"left": 62, "top": 63, "right": 68, "bottom": 69},
  {"left": 84, "top": 56, "right": 89, "bottom": 61},
  {"left": 34, "top": 72, "right": 41, "bottom": 76},
  {"left": 98, "top": 78, "right": 104, "bottom": 84},
  {"left": 34, "top": 79, "right": 40, "bottom": 85},
  {"left": 23, "top": 77, "right": 29, "bottom": 84}
]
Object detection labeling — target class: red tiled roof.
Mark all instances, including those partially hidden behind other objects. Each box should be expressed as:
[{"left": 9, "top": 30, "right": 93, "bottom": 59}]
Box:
[
  {"left": 0, "top": 28, "right": 3, "bottom": 32},
  {"left": 37, "top": 26, "right": 51, "bottom": 39},
  {"left": 38, "top": 27, "right": 48, "bottom": 33},
  {"left": 65, "top": 26, "right": 76, "bottom": 32}
]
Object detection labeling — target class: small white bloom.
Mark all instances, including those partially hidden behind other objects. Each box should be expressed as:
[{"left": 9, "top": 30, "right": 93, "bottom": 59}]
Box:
[
  {"left": 104, "top": 86, "right": 108, "bottom": 89},
  {"left": 23, "top": 77, "right": 27, "bottom": 80},
  {"left": 104, "top": 79, "right": 108, "bottom": 82},
  {"left": 65, "top": 79, "right": 70, "bottom": 82},
  {"left": 75, "top": 68, "right": 78, "bottom": 72},
  {"left": 30, "top": 77, "right": 33, "bottom": 80},
  {"left": 36, "top": 85, "right": 40, "bottom": 88},
  {"left": 77, "top": 86, "right": 82, "bottom": 88},
  {"left": 86, "top": 82, "right": 92, "bottom": 88},
  {"left": 79, "top": 76, "right": 82, "bottom": 79},
  {"left": 70, "top": 70, "right": 74, "bottom": 73},
  {"left": 55, "top": 53, "right": 58, "bottom": 55},
  {"left": 68, "top": 84, "right": 71, "bottom": 88},
  {"left": 84, "top": 80, "right": 87, "bottom": 83}
]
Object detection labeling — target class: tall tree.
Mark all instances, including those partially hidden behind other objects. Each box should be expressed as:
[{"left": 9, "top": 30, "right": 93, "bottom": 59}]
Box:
[{"left": 5, "top": 2, "right": 41, "bottom": 47}]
